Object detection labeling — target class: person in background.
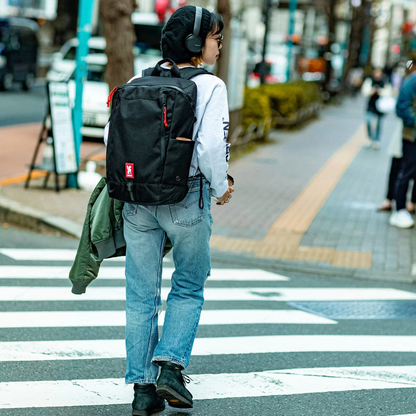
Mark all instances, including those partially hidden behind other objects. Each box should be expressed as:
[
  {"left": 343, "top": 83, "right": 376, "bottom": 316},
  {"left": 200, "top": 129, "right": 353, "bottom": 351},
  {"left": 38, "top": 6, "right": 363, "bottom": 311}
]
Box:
[
  {"left": 378, "top": 122, "right": 416, "bottom": 213},
  {"left": 361, "top": 68, "right": 389, "bottom": 150},
  {"left": 390, "top": 59, "right": 416, "bottom": 228}
]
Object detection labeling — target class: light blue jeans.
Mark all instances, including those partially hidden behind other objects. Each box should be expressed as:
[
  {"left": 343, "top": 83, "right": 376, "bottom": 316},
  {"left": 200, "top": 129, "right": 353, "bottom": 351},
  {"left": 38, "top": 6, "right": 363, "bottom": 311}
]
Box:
[
  {"left": 123, "top": 176, "right": 213, "bottom": 384},
  {"left": 366, "top": 111, "right": 383, "bottom": 142}
]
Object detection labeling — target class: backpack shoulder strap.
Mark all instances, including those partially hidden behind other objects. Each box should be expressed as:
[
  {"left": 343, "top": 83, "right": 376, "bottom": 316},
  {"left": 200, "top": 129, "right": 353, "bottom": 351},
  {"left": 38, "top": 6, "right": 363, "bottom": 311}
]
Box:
[
  {"left": 142, "top": 67, "right": 154, "bottom": 77},
  {"left": 142, "top": 67, "right": 213, "bottom": 79},
  {"left": 180, "top": 67, "right": 213, "bottom": 80}
]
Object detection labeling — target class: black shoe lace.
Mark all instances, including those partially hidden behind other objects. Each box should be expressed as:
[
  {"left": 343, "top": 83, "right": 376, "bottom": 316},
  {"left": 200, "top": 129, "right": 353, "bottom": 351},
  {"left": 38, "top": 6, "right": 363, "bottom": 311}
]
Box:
[{"left": 181, "top": 374, "right": 192, "bottom": 386}]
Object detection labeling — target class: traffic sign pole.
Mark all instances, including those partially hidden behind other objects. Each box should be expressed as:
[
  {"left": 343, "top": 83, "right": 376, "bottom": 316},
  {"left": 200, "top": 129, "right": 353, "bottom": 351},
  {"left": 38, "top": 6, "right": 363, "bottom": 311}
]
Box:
[{"left": 66, "top": 0, "right": 95, "bottom": 189}]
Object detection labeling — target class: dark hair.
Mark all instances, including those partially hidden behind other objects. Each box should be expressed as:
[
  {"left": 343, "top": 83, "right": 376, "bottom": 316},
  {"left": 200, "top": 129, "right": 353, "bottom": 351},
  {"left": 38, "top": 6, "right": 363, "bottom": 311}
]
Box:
[
  {"left": 161, "top": 6, "right": 224, "bottom": 65},
  {"left": 209, "top": 13, "right": 224, "bottom": 36}
]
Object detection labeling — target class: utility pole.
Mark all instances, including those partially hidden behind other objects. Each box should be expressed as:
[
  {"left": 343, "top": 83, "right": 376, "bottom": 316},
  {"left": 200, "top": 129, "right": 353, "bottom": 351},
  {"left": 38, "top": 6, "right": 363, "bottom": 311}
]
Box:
[
  {"left": 286, "top": 0, "right": 297, "bottom": 81},
  {"left": 66, "top": 0, "right": 95, "bottom": 189},
  {"left": 260, "top": 0, "right": 272, "bottom": 84}
]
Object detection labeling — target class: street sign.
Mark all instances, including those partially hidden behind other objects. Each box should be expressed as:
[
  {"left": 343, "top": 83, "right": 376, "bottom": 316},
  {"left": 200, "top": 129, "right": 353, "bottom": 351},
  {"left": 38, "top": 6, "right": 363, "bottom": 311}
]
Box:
[{"left": 48, "top": 82, "right": 77, "bottom": 174}]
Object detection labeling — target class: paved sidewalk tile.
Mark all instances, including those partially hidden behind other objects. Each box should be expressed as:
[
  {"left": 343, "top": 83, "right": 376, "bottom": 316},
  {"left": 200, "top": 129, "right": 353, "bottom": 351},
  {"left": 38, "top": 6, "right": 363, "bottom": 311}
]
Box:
[{"left": 210, "top": 98, "right": 412, "bottom": 278}]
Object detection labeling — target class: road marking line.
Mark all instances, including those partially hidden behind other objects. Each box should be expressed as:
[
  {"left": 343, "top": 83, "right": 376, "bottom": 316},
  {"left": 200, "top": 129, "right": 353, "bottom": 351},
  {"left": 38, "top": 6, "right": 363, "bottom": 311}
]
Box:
[
  {"left": 0, "top": 266, "right": 289, "bottom": 281},
  {"left": 1, "top": 366, "right": 416, "bottom": 408},
  {"left": 0, "top": 248, "right": 157, "bottom": 262},
  {"left": 0, "top": 287, "right": 414, "bottom": 302},
  {"left": 1, "top": 336, "right": 416, "bottom": 362},
  {"left": 0, "top": 309, "right": 335, "bottom": 328}
]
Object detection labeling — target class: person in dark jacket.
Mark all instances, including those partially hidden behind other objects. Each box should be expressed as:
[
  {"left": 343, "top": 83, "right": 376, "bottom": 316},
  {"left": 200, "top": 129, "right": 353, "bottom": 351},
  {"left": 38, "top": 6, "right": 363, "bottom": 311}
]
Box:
[{"left": 390, "top": 59, "right": 416, "bottom": 228}]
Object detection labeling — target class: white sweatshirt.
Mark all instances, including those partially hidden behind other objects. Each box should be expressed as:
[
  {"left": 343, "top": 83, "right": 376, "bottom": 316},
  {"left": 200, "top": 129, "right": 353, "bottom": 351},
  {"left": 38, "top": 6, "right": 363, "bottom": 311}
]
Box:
[{"left": 104, "top": 66, "right": 230, "bottom": 198}]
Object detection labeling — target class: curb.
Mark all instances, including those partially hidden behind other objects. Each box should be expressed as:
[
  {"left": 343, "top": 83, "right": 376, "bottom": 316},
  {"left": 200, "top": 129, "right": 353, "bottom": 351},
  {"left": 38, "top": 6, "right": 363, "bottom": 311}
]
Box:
[
  {"left": 0, "top": 192, "right": 82, "bottom": 239},
  {"left": 211, "top": 249, "right": 416, "bottom": 285}
]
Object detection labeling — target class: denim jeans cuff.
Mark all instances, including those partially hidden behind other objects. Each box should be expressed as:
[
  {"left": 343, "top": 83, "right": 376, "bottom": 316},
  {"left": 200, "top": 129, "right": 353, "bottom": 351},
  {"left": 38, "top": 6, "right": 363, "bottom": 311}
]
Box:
[
  {"left": 125, "top": 379, "right": 157, "bottom": 385},
  {"left": 152, "top": 356, "right": 187, "bottom": 369}
]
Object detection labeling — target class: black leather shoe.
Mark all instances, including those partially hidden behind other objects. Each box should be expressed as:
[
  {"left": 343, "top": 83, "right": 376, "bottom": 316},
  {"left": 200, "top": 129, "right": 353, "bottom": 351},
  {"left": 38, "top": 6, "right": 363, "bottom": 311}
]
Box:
[
  {"left": 156, "top": 362, "right": 193, "bottom": 408},
  {"left": 132, "top": 383, "right": 165, "bottom": 416}
]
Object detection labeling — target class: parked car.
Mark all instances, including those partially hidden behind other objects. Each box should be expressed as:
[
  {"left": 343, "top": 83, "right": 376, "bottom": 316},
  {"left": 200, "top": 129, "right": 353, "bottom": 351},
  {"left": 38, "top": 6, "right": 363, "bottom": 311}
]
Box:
[
  {"left": 0, "top": 17, "right": 39, "bottom": 91},
  {"left": 46, "top": 36, "right": 162, "bottom": 82},
  {"left": 46, "top": 36, "right": 106, "bottom": 82},
  {"left": 66, "top": 54, "right": 109, "bottom": 139}
]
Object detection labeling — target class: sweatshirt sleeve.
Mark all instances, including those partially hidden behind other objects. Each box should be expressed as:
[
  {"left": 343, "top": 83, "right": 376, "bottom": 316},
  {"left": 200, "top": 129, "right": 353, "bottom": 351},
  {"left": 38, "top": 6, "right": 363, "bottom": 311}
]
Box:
[
  {"left": 195, "top": 80, "right": 230, "bottom": 198},
  {"left": 396, "top": 76, "right": 416, "bottom": 127}
]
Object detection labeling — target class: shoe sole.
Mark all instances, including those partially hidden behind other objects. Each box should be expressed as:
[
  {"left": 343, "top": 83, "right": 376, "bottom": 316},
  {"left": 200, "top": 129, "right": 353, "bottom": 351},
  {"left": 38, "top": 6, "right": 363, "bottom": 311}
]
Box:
[
  {"left": 156, "top": 385, "right": 193, "bottom": 408},
  {"left": 389, "top": 220, "right": 415, "bottom": 228},
  {"left": 132, "top": 405, "right": 165, "bottom": 416}
]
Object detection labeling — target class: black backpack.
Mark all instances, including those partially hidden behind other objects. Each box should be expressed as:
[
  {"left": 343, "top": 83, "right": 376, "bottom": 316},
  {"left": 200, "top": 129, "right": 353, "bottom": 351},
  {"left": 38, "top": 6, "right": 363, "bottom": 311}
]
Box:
[{"left": 106, "top": 59, "right": 211, "bottom": 205}]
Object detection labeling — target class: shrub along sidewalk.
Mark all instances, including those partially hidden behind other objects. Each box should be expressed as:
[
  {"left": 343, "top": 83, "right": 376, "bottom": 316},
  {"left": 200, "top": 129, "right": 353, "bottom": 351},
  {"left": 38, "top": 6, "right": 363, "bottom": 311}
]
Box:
[{"left": 230, "top": 81, "right": 323, "bottom": 147}]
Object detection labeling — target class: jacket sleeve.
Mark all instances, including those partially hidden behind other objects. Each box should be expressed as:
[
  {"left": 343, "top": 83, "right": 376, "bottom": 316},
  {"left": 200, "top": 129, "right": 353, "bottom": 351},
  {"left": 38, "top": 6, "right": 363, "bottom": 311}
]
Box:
[
  {"left": 196, "top": 80, "right": 230, "bottom": 198},
  {"left": 396, "top": 76, "right": 416, "bottom": 127},
  {"left": 69, "top": 177, "right": 107, "bottom": 294}
]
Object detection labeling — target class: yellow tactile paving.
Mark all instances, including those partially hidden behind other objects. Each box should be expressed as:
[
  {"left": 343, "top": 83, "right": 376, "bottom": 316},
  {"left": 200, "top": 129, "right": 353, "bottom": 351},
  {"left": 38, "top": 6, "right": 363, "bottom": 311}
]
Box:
[
  {"left": 0, "top": 171, "right": 47, "bottom": 186},
  {"left": 210, "top": 125, "right": 373, "bottom": 269}
]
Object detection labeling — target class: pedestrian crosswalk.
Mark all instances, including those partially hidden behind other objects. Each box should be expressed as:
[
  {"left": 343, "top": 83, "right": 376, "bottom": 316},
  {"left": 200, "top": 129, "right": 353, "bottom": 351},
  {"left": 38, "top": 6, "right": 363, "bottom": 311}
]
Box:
[
  {"left": 0, "top": 248, "right": 416, "bottom": 414},
  {"left": 3, "top": 366, "right": 416, "bottom": 409}
]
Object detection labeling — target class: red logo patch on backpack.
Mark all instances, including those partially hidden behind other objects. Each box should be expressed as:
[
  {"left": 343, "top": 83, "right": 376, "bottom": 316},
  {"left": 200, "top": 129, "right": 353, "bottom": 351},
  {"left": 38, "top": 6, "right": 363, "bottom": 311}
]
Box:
[{"left": 125, "top": 163, "right": 134, "bottom": 179}]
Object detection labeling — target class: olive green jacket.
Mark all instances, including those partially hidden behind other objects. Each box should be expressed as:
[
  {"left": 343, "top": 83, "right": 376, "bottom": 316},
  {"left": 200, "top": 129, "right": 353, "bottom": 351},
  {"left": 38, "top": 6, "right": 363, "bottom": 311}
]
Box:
[{"left": 69, "top": 177, "right": 172, "bottom": 294}]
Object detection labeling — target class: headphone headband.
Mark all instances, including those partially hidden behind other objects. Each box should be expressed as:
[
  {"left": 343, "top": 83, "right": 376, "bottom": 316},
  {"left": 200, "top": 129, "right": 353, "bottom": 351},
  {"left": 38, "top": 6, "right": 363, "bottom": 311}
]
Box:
[{"left": 193, "top": 6, "right": 202, "bottom": 38}]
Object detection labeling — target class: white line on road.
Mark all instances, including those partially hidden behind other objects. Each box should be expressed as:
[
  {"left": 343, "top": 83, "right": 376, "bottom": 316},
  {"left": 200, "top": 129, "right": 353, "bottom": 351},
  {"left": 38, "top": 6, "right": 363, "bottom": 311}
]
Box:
[
  {"left": 1, "top": 366, "right": 415, "bottom": 408},
  {"left": 0, "top": 248, "right": 172, "bottom": 263},
  {"left": 0, "top": 266, "right": 289, "bottom": 281},
  {"left": 1, "top": 336, "right": 416, "bottom": 362},
  {"left": 0, "top": 309, "right": 335, "bottom": 328},
  {"left": 0, "top": 248, "right": 129, "bottom": 262},
  {"left": 0, "top": 287, "right": 414, "bottom": 302}
]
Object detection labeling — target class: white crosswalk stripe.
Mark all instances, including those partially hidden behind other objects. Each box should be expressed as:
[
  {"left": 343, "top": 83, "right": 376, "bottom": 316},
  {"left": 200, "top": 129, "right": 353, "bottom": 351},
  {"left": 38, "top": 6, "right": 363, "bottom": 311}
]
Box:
[
  {"left": 1, "top": 286, "right": 415, "bottom": 302},
  {"left": 1, "top": 248, "right": 416, "bottom": 412},
  {"left": 2, "top": 366, "right": 416, "bottom": 409},
  {"left": 1, "top": 335, "right": 416, "bottom": 362},
  {"left": 0, "top": 266, "right": 289, "bottom": 281},
  {"left": 0, "top": 309, "right": 336, "bottom": 328}
]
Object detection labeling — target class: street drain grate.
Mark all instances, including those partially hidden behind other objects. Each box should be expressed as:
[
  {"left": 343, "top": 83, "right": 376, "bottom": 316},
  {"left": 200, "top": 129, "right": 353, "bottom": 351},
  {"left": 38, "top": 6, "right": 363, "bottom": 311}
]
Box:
[{"left": 287, "top": 301, "right": 416, "bottom": 319}]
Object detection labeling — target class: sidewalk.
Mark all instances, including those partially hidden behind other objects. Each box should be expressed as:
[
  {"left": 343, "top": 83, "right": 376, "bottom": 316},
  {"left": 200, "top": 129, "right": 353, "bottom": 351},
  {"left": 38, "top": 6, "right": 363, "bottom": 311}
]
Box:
[{"left": 1, "top": 98, "right": 414, "bottom": 283}]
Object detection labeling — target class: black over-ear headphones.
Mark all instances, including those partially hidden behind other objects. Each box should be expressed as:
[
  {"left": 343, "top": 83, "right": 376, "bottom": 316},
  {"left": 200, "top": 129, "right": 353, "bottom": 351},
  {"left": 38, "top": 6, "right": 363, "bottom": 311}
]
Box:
[{"left": 185, "top": 6, "right": 203, "bottom": 54}]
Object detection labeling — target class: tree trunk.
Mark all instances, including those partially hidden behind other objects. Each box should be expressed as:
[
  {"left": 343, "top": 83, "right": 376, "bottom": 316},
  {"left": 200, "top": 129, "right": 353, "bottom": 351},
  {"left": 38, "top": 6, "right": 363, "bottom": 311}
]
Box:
[
  {"left": 324, "top": 0, "right": 337, "bottom": 92},
  {"left": 100, "top": 0, "right": 136, "bottom": 91},
  {"left": 216, "top": 0, "right": 232, "bottom": 84},
  {"left": 343, "top": 0, "right": 368, "bottom": 86}
]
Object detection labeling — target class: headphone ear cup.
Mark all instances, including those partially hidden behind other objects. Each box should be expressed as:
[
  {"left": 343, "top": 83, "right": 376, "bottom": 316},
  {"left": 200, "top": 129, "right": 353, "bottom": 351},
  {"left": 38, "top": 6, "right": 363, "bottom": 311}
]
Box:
[{"left": 185, "top": 34, "right": 203, "bottom": 54}]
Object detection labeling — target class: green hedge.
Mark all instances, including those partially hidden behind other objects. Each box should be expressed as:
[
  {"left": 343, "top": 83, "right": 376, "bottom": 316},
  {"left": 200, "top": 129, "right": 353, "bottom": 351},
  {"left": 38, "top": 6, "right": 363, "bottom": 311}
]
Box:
[
  {"left": 241, "top": 81, "right": 322, "bottom": 136},
  {"left": 241, "top": 87, "right": 272, "bottom": 132}
]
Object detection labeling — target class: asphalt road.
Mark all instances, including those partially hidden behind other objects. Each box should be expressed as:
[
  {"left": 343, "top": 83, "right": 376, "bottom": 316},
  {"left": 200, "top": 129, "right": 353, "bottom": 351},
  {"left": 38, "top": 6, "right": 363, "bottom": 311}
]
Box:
[
  {"left": 0, "top": 225, "right": 416, "bottom": 416},
  {"left": 0, "top": 84, "right": 47, "bottom": 127}
]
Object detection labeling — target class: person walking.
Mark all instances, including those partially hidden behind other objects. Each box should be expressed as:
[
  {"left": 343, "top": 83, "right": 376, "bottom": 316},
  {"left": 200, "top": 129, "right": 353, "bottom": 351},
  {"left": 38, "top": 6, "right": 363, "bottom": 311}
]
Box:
[
  {"left": 390, "top": 59, "right": 416, "bottom": 228},
  {"left": 361, "top": 68, "right": 389, "bottom": 150},
  {"left": 378, "top": 122, "right": 416, "bottom": 213},
  {"left": 110, "top": 6, "right": 233, "bottom": 415}
]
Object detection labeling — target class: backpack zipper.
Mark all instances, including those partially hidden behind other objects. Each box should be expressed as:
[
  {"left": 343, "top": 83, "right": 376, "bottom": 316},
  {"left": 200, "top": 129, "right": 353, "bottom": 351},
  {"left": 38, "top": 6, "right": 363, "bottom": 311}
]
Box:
[{"left": 163, "top": 106, "right": 168, "bottom": 127}]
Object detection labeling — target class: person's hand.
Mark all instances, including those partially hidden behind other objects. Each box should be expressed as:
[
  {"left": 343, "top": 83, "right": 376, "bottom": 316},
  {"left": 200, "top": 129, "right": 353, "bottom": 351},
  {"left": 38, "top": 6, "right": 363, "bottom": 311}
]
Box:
[{"left": 216, "top": 186, "right": 234, "bottom": 205}]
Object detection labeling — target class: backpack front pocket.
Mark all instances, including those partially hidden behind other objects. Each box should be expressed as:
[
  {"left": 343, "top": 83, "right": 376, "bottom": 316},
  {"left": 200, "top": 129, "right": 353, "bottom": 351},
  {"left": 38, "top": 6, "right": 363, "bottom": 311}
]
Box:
[{"left": 163, "top": 138, "right": 195, "bottom": 187}]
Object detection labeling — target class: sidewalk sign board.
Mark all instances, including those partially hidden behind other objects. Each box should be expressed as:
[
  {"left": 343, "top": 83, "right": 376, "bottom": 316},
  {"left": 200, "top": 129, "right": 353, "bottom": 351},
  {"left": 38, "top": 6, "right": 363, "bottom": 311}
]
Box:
[{"left": 25, "top": 82, "right": 77, "bottom": 192}]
